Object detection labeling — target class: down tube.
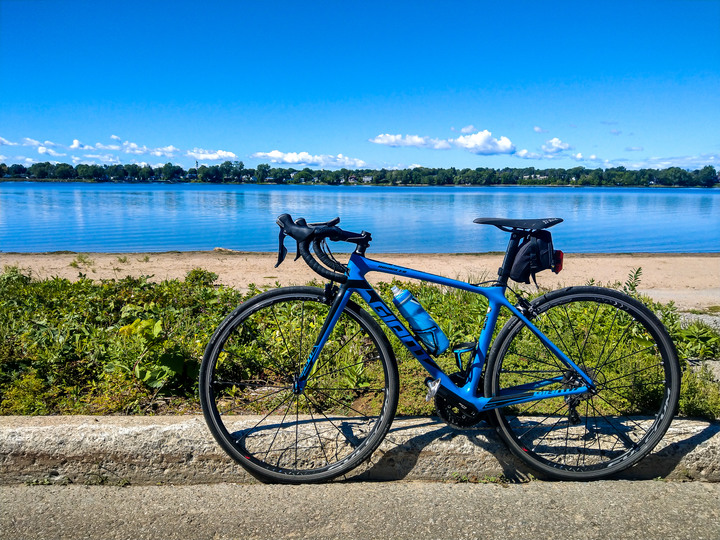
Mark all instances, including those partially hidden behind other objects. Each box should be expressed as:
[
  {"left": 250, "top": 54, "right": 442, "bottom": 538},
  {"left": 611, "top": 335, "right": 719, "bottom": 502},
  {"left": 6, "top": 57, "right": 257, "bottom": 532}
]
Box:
[{"left": 347, "top": 284, "right": 448, "bottom": 382}]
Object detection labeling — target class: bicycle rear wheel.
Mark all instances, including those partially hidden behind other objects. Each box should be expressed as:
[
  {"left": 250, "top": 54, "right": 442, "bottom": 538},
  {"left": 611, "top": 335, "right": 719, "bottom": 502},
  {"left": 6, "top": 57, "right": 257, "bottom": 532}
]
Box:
[
  {"left": 485, "top": 286, "right": 680, "bottom": 480},
  {"left": 200, "top": 286, "right": 398, "bottom": 483}
]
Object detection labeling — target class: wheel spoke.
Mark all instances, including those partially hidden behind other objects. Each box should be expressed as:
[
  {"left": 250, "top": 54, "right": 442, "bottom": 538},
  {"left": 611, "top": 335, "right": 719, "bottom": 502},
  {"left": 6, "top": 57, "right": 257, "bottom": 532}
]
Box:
[
  {"left": 304, "top": 393, "right": 332, "bottom": 468},
  {"left": 600, "top": 362, "right": 663, "bottom": 387},
  {"left": 217, "top": 386, "right": 290, "bottom": 415},
  {"left": 310, "top": 327, "right": 365, "bottom": 377},
  {"left": 594, "top": 346, "right": 659, "bottom": 375},
  {"left": 489, "top": 288, "right": 678, "bottom": 479},
  {"left": 506, "top": 341, "right": 568, "bottom": 373},
  {"left": 234, "top": 391, "right": 295, "bottom": 445},
  {"left": 200, "top": 289, "right": 397, "bottom": 482},
  {"left": 308, "top": 357, "right": 376, "bottom": 382}
]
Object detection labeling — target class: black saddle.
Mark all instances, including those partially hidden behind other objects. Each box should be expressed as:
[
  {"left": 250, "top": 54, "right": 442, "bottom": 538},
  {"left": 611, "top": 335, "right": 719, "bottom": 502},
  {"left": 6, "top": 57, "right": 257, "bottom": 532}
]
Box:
[{"left": 473, "top": 217, "right": 563, "bottom": 232}]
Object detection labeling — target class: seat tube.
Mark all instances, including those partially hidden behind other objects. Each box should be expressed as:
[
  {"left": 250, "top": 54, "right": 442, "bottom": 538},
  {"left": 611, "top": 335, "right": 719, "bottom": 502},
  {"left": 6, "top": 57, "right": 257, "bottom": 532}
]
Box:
[
  {"left": 497, "top": 232, "right": 523, "bottom": 286},
  {"left": 465, "top": 289, "right": 504, "bottom": 397}
]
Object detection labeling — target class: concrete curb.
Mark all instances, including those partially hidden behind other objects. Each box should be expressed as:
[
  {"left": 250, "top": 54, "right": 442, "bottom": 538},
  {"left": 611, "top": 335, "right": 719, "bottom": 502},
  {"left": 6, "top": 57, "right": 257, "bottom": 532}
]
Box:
[{"left": 1, "top": 416, "right": 718, "bottom": 485}]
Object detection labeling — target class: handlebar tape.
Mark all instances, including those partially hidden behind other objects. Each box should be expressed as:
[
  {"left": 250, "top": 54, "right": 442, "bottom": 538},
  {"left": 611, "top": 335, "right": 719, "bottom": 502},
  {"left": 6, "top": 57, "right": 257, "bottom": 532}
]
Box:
[{"left": 276, "top": 213, "right": 348, "bottom": 283}]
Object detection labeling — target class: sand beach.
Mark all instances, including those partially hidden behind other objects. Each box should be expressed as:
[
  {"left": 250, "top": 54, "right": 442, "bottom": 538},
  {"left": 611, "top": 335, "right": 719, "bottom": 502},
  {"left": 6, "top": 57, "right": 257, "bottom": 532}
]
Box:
[{"left": 3, "top": 251, "right": 718, "bottom": 312}]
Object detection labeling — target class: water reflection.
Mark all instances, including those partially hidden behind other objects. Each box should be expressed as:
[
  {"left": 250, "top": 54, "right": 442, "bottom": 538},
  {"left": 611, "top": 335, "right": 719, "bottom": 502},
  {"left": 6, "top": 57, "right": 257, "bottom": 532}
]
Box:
[{"left": 0, "top": 183, "right": 718, "bottom": 253}]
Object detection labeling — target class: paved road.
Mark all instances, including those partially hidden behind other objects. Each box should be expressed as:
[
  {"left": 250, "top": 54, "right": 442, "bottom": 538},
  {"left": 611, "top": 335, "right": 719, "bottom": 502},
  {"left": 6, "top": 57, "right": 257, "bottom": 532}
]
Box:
[{"left": 2, "top": 481, "right": 719, "bottom": 540}]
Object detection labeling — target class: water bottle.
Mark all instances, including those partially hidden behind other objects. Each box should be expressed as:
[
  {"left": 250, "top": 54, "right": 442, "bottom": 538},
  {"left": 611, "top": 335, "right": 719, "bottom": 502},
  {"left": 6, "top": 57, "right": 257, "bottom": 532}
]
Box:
[{"left": 392, "top": 286, "right": 449, "bottom": 355}]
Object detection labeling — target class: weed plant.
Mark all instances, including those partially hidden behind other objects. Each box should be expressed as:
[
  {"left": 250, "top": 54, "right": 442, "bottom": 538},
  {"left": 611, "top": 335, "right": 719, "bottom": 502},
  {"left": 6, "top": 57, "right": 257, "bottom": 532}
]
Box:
[{"left": 0, "top": 265, "right": 718, "bottom": 418}]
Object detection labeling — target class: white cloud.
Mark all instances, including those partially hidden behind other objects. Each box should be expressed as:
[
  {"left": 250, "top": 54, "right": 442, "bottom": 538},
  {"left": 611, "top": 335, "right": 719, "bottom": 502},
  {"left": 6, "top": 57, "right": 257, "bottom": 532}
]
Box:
[
  {"left": 572, "top": 153, "right": 583, "bottom": 160},
  {"left": 22, "top": 137, "right": 41, "bottom": 147},
  {"left": 251, "top": 150, "right": 366, "bottom": 168},
  {"left": 541, "top": 137, "right": 572, "bottom": 154},
  {"left": 186, "top": 147, "right": 236, "bottom": 160},
  {"left": 95, "top": 142, "right": 122, "bottom": 151},
  {"left": 83, "top": 153, "right": 120, "bottom": 164},
  {"left": 38, "top": 146, "right": 67, "bottom": 157},
  {"left": 625, "top": 146, "right": 644, "bottom": 152},
  {"left": 123, "top": 141, "right": 150, "bottom": 155},
  {"left": 110, "top": 134, "right": 121, "bottom": 141},
  {"left": 369, "top": 133, "right": 451, "bottom": 150},
  {"left": 516, "top": 149, "right": 542, "bottom": 159},
  {"left": 0, "top": 154, "right": 6, "bottom": 161},
  {"left": 451, "top": 130, "right": 515, "bottom": 155},
  {"left": 151, "top": 145, "right": 181, "bottom": 157},
  {"left": 0, "top": 137, "right": 18, "bottom": 146},
  {"left": 371, "top": 129, "right": 515, "bottom": 155},
  {"left": 70, "top": 139, "right": 95, "bottom": 150},
  {"left": 369, "top": 134, "right": 403, "bottom": 146},
  {"left": 533, "top": 126, "right": 548, "bottom": 133},
  {"left": 460, "top": 125, "right": 476, "bottom": 134}
]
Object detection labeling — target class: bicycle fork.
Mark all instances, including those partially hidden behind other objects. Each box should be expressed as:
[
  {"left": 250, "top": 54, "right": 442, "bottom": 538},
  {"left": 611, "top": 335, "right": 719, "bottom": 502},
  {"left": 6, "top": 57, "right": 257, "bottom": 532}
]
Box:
[{"left": 293, "top": 283, "right": 352, "bottom": 394}]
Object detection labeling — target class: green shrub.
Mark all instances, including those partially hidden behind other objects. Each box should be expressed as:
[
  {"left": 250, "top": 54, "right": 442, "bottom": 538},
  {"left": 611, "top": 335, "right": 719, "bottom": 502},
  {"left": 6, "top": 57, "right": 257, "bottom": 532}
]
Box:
[
  {"left": 0, "top": 265, "right": 718, "bottom": 418},
  {"left": 0, "top": 266, "right": 247, "bottom": 415},
  {"left": 679, "top": 366, "right": 720, "bottom": 418}
]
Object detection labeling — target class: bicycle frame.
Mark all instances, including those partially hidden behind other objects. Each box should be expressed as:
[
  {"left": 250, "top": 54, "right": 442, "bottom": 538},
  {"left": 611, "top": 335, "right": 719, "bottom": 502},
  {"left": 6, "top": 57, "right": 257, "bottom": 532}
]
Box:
[{"left": 296, "top": 251, "right": 594, "bottom": 413}]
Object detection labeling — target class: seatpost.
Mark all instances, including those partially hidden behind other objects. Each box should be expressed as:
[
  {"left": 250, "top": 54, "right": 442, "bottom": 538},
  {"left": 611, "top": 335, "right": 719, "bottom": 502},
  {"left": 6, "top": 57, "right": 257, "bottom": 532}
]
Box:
[{"left": 496, "top": 231, "right": 524, "bottom": 287}]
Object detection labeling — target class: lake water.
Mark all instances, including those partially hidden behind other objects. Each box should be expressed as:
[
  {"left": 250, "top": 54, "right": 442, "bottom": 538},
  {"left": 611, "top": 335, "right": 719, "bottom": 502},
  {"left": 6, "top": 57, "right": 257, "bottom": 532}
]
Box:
[{"left": 0, "top": 183, "right": 718, "bottom": 253}]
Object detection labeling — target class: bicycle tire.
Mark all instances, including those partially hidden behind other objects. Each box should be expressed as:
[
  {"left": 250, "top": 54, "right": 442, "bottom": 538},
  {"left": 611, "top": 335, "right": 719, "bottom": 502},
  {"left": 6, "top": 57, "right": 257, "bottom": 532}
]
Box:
[
  {"left": 200, "top": 286, "right": 399, "bottom": 483},
  {"left": 484, "top": 286, "right": 680, "bottom": 480}
]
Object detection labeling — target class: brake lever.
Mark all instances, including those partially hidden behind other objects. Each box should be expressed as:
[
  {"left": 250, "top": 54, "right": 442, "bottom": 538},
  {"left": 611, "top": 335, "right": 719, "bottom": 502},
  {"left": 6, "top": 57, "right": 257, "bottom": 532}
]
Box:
[{"left": 275, "top": 229, "right": 288, "bottom": 268}]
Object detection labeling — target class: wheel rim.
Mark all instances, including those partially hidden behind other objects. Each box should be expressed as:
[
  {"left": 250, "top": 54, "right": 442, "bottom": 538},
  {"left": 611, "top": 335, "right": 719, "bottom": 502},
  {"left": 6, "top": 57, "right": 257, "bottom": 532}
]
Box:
[
  {"left": 206, "top": 293, "right": 392, "bottom": 478},
  {"left": 491, "top": 292, "right": 676, "bottom": 476}
]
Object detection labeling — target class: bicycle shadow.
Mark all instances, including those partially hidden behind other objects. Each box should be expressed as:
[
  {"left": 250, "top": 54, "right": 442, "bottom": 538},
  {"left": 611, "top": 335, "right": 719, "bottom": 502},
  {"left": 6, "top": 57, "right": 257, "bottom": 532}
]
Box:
[
  {"left": 617, "top": 420, "right": 719, "bottom": 480},
  {"left": 351, "top": 416, "right": 536, "bottom": 483},
  {"left": 351, "top": 417, "right": 719, "bottom": 482}
]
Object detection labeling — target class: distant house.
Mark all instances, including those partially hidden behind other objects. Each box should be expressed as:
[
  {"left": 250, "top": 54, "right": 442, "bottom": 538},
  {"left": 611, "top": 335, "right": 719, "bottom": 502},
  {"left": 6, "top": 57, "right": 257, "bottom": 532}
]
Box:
[{"left": 362, "top": 176, "right": 373, "bottom": 184}]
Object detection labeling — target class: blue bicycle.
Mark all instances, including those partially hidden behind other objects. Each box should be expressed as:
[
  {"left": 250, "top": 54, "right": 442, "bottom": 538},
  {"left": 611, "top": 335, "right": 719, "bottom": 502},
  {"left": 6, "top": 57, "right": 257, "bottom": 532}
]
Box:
[{"left": 200, "top": 214, "right": 680, "bottom": 483}]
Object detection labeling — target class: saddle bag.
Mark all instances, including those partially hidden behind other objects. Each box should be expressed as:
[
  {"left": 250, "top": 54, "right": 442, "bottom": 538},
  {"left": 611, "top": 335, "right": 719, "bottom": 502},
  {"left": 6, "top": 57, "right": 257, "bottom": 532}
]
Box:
[{"left": 510, "top": 230, "right": 563, "bottom": 285}]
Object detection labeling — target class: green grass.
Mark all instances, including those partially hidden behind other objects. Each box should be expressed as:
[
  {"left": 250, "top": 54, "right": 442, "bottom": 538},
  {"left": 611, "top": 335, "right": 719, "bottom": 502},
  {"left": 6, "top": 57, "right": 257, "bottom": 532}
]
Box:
[{"left": 687, "top": 305, "right": 720, "bottom": 316}]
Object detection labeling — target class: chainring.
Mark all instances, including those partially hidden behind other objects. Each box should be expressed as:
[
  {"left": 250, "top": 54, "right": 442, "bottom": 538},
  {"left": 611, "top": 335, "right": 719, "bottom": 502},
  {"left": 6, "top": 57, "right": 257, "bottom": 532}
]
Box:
[{"left": 434, "top": 372, "right": 487, "bottom": 429}]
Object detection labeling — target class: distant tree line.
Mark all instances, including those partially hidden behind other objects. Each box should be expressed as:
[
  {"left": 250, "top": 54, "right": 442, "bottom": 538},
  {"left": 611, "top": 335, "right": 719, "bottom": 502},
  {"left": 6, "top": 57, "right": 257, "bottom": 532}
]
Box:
[{"left": 1, "top": 160, "right": 718, "bottom": 188}]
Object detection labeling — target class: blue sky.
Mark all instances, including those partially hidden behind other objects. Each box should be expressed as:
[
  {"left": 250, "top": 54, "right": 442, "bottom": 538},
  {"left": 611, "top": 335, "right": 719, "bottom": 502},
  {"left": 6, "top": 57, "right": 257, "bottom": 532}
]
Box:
[{"left": 1, "top": 0, "right": 718, "bottom": 171}]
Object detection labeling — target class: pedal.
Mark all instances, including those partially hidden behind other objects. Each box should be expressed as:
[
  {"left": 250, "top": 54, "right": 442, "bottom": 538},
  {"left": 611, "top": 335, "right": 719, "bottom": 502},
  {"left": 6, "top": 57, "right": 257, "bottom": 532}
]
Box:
[{"left": 425, "top": 377, "right": 441, "bottom": 401}]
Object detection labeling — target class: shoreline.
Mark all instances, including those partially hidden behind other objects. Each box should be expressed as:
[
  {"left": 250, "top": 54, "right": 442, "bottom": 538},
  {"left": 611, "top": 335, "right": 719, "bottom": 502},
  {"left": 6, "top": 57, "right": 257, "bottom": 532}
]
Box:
[
  {"left": 3, "top": 179, "right": 719, "bottom": 189},
  {"left": 2, "top": 251, "right": 719, "bottom": 311}
]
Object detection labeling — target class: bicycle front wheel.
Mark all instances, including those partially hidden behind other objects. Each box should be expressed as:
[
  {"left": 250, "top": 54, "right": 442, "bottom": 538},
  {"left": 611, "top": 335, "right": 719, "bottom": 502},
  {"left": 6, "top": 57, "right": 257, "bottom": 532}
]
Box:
[
  {"left": 485, "top": 286, "right": 680, "bottom": 480},
  {"left": 200, "top": 286, "right": 399, "bottom": 483}
]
